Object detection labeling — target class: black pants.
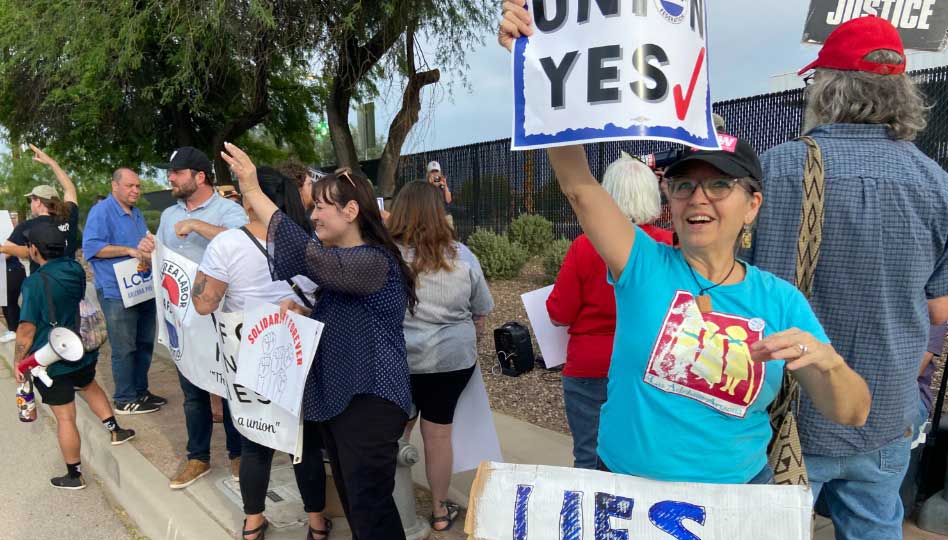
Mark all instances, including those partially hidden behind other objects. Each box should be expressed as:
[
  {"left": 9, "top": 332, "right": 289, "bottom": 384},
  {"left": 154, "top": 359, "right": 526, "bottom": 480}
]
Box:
[
  {"left": 3, "top": 263, "right": 25, "bottom": 330},
  {"left": 317, "top": 394, "right": 408, "bottom": 540},
  {"left": 239, "top": 423, "right": 327, "bottom": 515}
]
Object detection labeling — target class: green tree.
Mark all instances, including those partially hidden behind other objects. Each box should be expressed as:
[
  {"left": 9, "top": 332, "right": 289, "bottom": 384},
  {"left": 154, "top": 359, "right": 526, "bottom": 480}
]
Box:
[
  {"left": 0, "top": 1, "right": 324, "bottom": 182},
  {"left": 317, "top": 0, "right": 494, "bottom": 195}
]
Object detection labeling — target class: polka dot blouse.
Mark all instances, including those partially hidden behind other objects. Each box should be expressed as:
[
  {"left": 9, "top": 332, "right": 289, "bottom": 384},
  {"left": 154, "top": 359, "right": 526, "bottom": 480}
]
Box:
[{"left": 267, "top": 212, "right": 412, "bottom": 422}]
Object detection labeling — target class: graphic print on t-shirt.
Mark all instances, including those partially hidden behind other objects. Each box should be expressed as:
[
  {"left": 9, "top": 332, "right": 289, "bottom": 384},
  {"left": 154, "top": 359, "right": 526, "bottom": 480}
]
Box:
[{"left": 644, "top": 291, "right": 766, "bottom": 418}]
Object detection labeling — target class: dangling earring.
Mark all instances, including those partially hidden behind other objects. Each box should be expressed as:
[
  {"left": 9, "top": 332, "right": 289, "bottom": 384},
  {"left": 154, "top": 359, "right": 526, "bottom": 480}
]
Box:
[{"left": 741, "top": 224, "right": 753, "bottom": 250}]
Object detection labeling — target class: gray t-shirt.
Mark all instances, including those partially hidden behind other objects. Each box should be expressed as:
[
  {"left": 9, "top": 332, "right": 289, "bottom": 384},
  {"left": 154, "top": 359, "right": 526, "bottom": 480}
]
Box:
[{"left": 400, "top": 242, "right": 494, "bottom": 374}]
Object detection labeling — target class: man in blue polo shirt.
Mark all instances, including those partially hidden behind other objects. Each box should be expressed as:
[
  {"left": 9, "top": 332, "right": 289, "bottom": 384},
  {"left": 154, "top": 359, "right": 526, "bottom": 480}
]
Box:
[{"left": 83, "top": 168, "right": 164, "bottom": 415}]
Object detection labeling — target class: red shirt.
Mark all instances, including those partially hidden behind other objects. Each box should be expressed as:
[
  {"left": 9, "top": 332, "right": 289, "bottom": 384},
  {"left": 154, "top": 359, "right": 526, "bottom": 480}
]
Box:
[{"left": 546, "top": 225, "right": 673, "bottom": 377}]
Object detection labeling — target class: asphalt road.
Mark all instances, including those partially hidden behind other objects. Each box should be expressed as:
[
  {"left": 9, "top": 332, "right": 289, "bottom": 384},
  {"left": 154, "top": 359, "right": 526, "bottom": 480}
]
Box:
[{"left": 1, "top": 363, "right": 143, "bottom": 540}]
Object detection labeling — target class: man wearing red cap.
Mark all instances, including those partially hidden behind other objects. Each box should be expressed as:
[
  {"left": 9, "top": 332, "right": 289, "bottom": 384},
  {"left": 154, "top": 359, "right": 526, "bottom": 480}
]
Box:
[{"left": 748, "top": 16, "right": 948, "bottom": 540}]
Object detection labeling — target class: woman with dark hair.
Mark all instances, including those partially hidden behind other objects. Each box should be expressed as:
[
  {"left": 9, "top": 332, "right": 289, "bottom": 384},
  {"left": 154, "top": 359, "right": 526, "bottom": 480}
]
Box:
[
  {"left": 190, "top": 167, "right": 324, "bottom": 540},
  {"left": 387, "top": 181, "right": 493, "bottom": 531},
  {"left": 221, "top": 143, "right": 417, "bottom": 540},
  {"left": 1, "top": 145, "right": 79, "bottom": 336}
]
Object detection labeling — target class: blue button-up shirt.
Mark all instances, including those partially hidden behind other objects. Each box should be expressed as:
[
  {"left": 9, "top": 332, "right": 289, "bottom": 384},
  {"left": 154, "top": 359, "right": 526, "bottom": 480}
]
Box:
[
  {"left": 83, "top": 195, "right": 150, "bottom": 299},
  {"left": 156, "top": 192, "right": 248, "bottom": 263},
  {"left": 750, "top": 124, "right": 948, "bottom": 457}
]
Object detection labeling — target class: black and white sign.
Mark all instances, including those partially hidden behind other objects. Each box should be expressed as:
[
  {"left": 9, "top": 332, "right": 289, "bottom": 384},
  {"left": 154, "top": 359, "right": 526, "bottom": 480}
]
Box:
[{"left": 803, "top": 0, "right": 948, "bottom": 51}]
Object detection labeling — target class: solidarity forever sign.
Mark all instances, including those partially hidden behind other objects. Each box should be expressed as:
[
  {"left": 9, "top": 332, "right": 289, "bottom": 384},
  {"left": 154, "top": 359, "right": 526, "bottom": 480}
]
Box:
[
  {"left": 803, "top": 0, "right": 948, "bottom": 51},
  {"left": 466, "top": 462, "right": 812, "bottom": 540},
  {"left": 214, "top": 311, "right": 304, "bottom": 457},
  {"left": 235, "top": 303, "right": 323, "bottom": 417},
  {"left": 152, "top": 243, "right": 228, "bottom": 397},
  {"left": 113, "top": 257, "right": 156, "bottom": 308},
  {"left": 512, "top": 0, "right": 719, "bottom": 150}
]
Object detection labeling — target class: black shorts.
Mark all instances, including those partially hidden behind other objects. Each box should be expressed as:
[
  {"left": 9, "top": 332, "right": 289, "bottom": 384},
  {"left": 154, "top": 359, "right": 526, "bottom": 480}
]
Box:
[
  {"left": 409, "top": 364, "right": 476, "bottom": 425},
  {"left": 34, "top": 361, "right": 97, "bottom": 406}
]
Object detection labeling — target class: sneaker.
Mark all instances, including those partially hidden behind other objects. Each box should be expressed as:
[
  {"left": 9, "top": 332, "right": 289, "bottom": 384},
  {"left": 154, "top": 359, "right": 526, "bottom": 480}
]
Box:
[
  {"left": 111, "top": 427, "right": 136, "bottom": 446},
  {"left": 230, "top": 457, "right": 241, "bottom": 481},
  {"left": 114, "top": 396, "right": 160, "bottom": 415},
  {"left": 169, "top": 459, "right": 210, "bottom": 490},
  {"left": 50, "top": 474, "right": 86, "bottom": 490},
  {"left": 141, "top": 391, "right": 167, "bottom": 407}
]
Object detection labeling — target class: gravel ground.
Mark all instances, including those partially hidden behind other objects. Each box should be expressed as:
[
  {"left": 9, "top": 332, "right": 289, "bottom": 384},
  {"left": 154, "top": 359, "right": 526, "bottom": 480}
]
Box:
[{"left": 476, "top": 259, "right": 571, "bottom": 435}]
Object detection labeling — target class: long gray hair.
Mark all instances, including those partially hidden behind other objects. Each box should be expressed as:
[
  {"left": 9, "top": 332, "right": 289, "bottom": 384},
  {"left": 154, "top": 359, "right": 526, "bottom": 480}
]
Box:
[{"left": 804, "top": 49, "right": 928, "bottom": 141}]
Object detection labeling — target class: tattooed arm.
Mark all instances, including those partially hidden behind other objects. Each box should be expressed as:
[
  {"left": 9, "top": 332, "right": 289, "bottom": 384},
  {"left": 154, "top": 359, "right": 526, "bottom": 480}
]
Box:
[
  {"left": 191, "top": 272, "right": 229, "bottom": 315},
  {"left": 13, "top": 322, "right": 36, "bottom": 383}
]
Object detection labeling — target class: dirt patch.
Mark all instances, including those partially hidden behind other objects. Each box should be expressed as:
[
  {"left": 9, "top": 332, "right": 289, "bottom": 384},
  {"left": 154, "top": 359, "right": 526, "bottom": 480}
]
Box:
[{"left": 477, "top": 259, "right": 571, "bottom": 435}]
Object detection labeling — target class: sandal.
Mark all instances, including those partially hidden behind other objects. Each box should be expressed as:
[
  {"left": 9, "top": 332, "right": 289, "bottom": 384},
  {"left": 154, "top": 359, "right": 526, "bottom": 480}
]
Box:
[
  {"left": 307, "top": 518, "right": 333, "bottom": 540},
  {"left": 242, "top": 518, "right": 269, "bottom": 540},
  {"left": 430, "top": 500, "right": 460, "bottom": 531}
]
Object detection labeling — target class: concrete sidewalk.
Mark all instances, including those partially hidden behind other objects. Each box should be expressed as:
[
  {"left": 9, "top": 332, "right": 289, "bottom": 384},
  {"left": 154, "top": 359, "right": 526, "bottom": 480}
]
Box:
[{"left": 3, "top": 326, "right": 945, "bottom": 540}]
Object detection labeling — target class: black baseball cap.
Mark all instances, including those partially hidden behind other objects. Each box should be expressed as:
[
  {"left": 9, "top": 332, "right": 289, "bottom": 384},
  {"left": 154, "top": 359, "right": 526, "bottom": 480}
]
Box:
[
  {"left": 156, "top": 146, "right": 214, "bottom": 175},
  {"left": 664, "top": 135, "right": 763, "bottom": 182},
  {"left": 24, "top": 221, "right": 67, "bottom": 252}
]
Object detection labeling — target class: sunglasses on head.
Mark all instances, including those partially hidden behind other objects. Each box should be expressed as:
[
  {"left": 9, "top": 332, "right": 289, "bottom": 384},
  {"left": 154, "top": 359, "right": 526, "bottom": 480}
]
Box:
[{"left": 334, "top": 167, "right": 358, "bottom": 189}]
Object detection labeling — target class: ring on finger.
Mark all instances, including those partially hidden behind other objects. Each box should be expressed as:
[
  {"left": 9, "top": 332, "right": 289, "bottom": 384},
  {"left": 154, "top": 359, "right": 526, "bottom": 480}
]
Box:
[{"left": 797, "top": 343, "right": 809, "bottom": 356}]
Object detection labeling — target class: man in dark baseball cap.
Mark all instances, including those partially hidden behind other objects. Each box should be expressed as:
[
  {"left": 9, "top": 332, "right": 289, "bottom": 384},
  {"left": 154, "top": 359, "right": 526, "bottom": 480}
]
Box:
[
  {"left": 156, "top": 146, "right": 214, "bottom": 177},
  {"left": 24, "top": 220, "right": 67, "bottom": 260}
]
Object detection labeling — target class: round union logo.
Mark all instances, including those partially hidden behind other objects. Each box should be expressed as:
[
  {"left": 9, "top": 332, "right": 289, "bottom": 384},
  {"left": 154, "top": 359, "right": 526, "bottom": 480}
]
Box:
[
  {"left": 655, "top": 0, "right": 686, "bottom": 23},
  {"left": 160, "top": 259, "right": 191, "bottom": 309}
]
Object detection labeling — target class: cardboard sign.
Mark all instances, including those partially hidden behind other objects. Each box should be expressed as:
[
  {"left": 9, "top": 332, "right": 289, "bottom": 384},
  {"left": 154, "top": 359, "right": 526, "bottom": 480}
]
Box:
[
  {"left": 0, "top": 211, "right": 12, "bottom": 309},
  {"left": 113, "top": 257, "right": 156, "bottom": 308},
  {"left": 521, "top": 285, "right": 569, "bottom": 369},
  {"left": 512, "top": 0, "right": 719, "bottom": 150},
  {"left": 803, "top": 0, "right": 948, "bottom": 51},
  {"left": 466, "top": 462, "right": 812, "bottom": 540},
  {"left": 235, "top": 303, "right": 323, "bottom": 417},
  {"left": 213, "top": 310, "right": 304, "bottom": 457},
  {"left": 152, "top": 243, "right": 228, "bottom": 397}
]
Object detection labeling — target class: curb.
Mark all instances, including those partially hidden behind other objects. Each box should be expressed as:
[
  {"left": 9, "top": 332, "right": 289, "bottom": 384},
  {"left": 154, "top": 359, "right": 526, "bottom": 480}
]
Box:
[{"left": 1, "top": 338, "right": 232, "bottom": 540}]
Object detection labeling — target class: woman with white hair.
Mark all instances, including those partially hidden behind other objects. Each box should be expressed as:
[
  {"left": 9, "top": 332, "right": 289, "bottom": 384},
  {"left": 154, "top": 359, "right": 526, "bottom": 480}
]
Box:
[{"left": 546, "top": 152, "right": 671, "bottom": 469}]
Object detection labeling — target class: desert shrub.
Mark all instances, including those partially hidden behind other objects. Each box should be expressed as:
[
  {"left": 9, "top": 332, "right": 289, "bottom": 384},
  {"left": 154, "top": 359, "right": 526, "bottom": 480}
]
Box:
[
  {"left": 542, "top": 238, "right": 572, "bottom": 281},
  {"left": 466, "top": 228, "right": 528, "bottom": 280},
  {"left": 507, "top": 214, "right": 554, "bottom": 257}
]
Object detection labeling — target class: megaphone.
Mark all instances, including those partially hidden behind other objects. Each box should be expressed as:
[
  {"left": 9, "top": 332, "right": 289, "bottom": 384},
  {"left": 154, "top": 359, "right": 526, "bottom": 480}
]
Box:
[{"left": 16, "top": 327, "right": 84, "bottom": 387}]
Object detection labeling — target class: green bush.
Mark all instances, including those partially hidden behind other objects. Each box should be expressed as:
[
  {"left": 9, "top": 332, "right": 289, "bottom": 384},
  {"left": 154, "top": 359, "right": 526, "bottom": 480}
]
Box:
[
  {"left": 507, "top": 214, "right": 554, "bottom": 257},
  {"left": 143, "top": 210, "right": 162, "bottom": 234},
  {"left": 466, "top": 228, "right": 528, "bottom": 280},
  {"left": 542, "top": 238, "right": 572, "bottom": 281}
]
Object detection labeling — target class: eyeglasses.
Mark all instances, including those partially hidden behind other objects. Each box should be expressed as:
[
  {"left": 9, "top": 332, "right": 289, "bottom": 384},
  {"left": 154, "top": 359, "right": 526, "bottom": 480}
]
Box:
[
  {"left": 333, "top": 167, "right": 357, "bottom": 189},
  {"left": 664, "top": 177, "right": 744, "bottom": 201},
  {"left": 803, "top": 72, "right": 816, "bottom": 87}
]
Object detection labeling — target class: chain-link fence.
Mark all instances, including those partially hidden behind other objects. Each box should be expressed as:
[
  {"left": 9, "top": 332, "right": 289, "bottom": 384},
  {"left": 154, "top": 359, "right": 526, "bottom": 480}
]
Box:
[{"left": 394, "top": 65, "right": 948, "bottom": 241}]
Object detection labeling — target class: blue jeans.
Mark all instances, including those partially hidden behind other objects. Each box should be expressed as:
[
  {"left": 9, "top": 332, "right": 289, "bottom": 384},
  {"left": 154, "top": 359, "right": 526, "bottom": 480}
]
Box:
[
  {"left": 806, "top": 434, "right": 912, "bottom": 540},
  {"left": 97, "top": 290, "right": 156, "bottom": 404},
  {"left": 177, "top": 369, "right": 242, "bottom": 462},
  {"left": 562, "top": 376, "right": 608, "bottom": 469}
]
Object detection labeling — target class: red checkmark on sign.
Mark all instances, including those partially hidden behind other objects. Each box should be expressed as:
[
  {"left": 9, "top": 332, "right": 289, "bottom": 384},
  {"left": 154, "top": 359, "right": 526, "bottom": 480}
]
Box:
[{"left": 673, "top": 47, "right": 706, "bottom": 121}]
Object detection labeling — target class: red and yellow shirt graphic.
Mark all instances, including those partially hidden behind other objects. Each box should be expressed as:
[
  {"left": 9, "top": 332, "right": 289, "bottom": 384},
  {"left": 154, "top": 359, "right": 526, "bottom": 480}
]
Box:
[{"left": 644, "top": 290, "right": 766, "bottom": 418}]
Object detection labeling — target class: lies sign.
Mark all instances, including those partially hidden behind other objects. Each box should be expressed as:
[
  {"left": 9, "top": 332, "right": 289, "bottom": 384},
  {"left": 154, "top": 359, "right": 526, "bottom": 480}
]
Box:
[
  {"left": 512, "top": 0, "right": 719, "bottom": 150},
  {"left": 466, "top": 462, "right": 812, "bottom": 540}
]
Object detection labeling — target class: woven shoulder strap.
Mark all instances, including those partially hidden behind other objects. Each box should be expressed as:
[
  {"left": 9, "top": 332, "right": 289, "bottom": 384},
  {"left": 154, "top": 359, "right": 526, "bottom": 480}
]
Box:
[{"left": 794, "top": 136, "right": 826, "bottom": 299}]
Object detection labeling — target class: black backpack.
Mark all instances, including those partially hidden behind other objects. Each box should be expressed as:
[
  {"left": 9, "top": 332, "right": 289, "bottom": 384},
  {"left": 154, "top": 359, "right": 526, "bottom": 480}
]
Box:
[{"left": 493, "top": 322, "right": 534, "bottom": 377}]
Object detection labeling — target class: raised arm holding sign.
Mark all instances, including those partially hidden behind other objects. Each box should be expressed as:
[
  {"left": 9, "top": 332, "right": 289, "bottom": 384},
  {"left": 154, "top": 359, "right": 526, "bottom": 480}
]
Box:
[{"left": 503, "top": 0, "right": 719, "bottom": 150}]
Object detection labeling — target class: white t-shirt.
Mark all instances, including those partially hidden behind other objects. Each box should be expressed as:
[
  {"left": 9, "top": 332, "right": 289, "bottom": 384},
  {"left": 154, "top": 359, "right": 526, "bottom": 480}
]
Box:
[{"left": 199, "top": 227, "right": 318, "bottom": 313}]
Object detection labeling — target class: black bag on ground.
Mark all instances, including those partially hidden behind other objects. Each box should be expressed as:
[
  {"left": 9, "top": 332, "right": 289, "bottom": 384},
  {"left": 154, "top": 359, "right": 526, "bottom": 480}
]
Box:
[{"left": 493, "top": 322, "right": 534, "bottom": 377}]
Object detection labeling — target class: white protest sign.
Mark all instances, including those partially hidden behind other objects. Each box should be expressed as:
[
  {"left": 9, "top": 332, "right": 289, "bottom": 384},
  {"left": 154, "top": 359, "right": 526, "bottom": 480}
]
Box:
[
  {"left": 0, "top": 211, "right": 12, "bottom": 308},
  {"left": 521, "top": 285, "right": 568, "bottom": 369},
  {"left": 466, "top": 462, "right": 812, "bottom": 540},
  {"left": 152, "top": 243, "right": 228, "bottom": 397},
  {"left": 213, "top": 310, "right": 303, "bottom": 457},
  {"left": 512, "top": 0, "right": 719, "bottom": 150},
  {"left": 235, "top": 303, "right": 323, "bottom": 417},
  {"left": 450, "top": 363, "right": 504, "bottom": 473},
  {"left": 113, "top": 257, "right": 156, "bottom": 308}
]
